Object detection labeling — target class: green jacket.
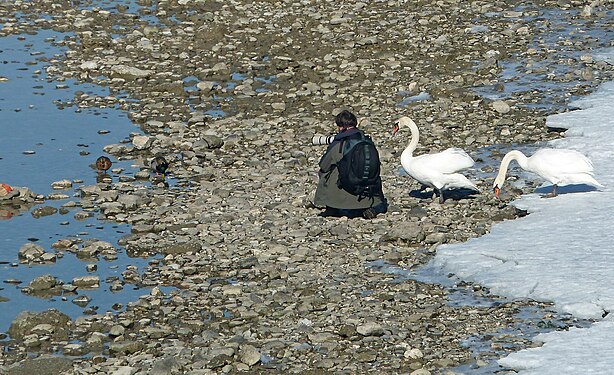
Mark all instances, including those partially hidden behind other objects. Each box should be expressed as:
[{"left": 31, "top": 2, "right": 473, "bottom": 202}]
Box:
[{"left": 314, "top": 129, "right": 386, "bottom": 210}]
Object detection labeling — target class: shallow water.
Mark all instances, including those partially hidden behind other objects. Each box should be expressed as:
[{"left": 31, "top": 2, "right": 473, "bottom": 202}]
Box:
[
  {"left": 474, "top": 7, "right": 614, "bottom": 113},
  {"left": 0, "top": 32, "right": 139, "bottom": 193},
  {"left": 0, "top": 29, "right": 162, "bottom": 333},
  {"left": 367, "top": 260, "right": 593, "bottom": 374}
]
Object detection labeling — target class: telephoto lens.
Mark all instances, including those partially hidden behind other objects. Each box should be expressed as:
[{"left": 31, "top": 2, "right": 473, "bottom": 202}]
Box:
[{"left": 311, "top": 135, "right": 335, "bottom": 145}]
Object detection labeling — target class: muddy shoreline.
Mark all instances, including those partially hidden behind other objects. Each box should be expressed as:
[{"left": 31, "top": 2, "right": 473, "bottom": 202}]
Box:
[{"left": 1, "top": 0, "right": 613, "bottom": 374}]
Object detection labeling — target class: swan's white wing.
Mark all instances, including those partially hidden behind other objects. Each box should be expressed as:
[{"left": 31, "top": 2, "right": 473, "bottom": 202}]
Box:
[
  {"left": 413, "top": 148, "right": 474, "bottom": 174},
  {"left": 527, "top": 148, "right": 603, "bottom": 187},
  {"left": 531, "top": 149, "right": 594, "bottom": 175}
]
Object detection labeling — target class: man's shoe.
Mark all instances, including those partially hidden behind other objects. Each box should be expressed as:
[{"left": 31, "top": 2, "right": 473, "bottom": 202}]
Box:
[{"left": 363, "top": 208, "right": 376, "bottom": 219}]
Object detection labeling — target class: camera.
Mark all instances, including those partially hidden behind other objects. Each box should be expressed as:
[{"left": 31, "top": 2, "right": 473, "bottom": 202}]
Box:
[{"left": 311, "top": 134, "right": 335, "bottom": 145}]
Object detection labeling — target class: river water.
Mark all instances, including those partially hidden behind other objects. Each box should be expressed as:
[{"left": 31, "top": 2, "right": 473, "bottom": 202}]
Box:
[{"left": 0, "top": 28, "right": 158, "bottom": 333}]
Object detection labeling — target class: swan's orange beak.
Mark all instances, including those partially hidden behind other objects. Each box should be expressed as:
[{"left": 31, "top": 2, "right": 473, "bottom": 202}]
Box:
[
  {"left": 392, "top": 124, "right": 399, "bottom": 137},
  {"left": 1, "top": 183, "right": 12, "bottom": 193},
  {"left": 493, "top": 186, "right": 500, "bottom": 198}
]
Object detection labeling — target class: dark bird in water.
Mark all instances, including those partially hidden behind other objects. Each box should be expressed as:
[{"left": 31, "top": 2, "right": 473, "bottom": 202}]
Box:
[
  {"left": 150, "top": 156, "right": 169, "bottom": 178},
  {"left": 95, "top": 156, "right": 112, "bottom": 172}
]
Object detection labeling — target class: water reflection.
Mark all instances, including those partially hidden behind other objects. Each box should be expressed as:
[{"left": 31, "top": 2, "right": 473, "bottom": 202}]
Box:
[
  {"left": 0, "top": 29, "right": 161, "bottom": 333},
  {"left": 0, "top": 202, "right": 35, "bottom": 221}
]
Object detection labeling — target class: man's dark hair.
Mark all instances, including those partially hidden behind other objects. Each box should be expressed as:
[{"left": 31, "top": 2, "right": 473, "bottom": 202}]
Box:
[{"left": 335, "top": 110, "right": 358, "bottom": 128}]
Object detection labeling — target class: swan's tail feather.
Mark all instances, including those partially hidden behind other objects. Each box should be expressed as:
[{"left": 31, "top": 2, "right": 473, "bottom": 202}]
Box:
[
  {"left": 442, "top": 174, "right": 480, "bottom": 191},
  {"left": 559, "top": 173, "right": 604, "bottom": 188},
  {"left": 587, "top": 176, "right": 604, "bottom": 189}
]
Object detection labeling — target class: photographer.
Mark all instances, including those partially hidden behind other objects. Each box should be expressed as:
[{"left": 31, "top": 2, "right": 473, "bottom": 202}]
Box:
[{"left": 314, "top": 110, "right": 388, "bottom": 219}]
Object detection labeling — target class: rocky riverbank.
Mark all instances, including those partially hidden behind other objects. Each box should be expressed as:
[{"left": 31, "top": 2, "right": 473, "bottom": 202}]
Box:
[{"left": 1, "top": 0, "right": 613, "bottom": 374}]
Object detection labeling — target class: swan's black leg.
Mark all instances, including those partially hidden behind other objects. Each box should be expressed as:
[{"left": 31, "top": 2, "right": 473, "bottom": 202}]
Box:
[
  {"left": 438, "top": 189, "right": 445, "bottom": 204},
  {"left": 552, "top": 184, "right": 558, "bottom": 197}
]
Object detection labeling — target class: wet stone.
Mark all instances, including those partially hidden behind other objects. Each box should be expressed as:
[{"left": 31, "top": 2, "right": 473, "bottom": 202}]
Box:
[
  {"left": 74, "top": 210, "right": 92, "bottom": 220},
  {"left": 62, "top": 284, "right": 78, "bottom": 293},
  {"left": 8, "top": 309, "right": 71, "bottom": 340},
  {"left": 492, "top": 100, "right": 511, "bottom": 114},
  {"left": 31, "top": 206, "right": 58, "bottom": 218},
  {"left": 240, "top": 344, "right": 261, "bottom": 366},
  {"left": 46, "top": 193, "right": 70, "bottom": 200},
  {"left": 150, "top": 356, "right": 182, "bottom": 374},
  {"left": 18, "top": 242, "right": 45, "bottom": 263},
  {"left": 109, "top": 340, "right": 145, "bottom": 354},
  {"left": 51, "top": 179, "right": 72, "bottom": 190},
  {"left": 132, "top": 135, "right": 152, "bottom": 150},
  {"left": 356, "top": 322, "right": 385, "bottom": 336},
  {"left": 63, "top": 343, "right": 86, "bottom": 356},
  {"left": 52, "top": 239, "right": 77, "bottom": 249},
  {"left": 380, "top": 225, "right": 426, "bottom": 243},
  {"left": 5, "top": 356, "right": 73, "bottom": 375},
  {"left": 72, "top": 276, "right": 100, "bottom": 288},
  {"left": 109, "top": 324, "right": 125, "bottom": 337},
  {"left": 355, "top": 349, "right": 378, "bottom": 362},
  {"left": 200, "top": 135, "right": 224, "bottom": 149},
  {"left": 27, "top": 274, "right": 61, "bottom": 292}
]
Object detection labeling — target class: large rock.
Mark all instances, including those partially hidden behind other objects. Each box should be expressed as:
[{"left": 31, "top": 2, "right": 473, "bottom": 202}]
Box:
[
  {"left": 31, "top": 206, "right": 58, "bottom": 218},
  {"left": 150, "top": 356, "right": 182, "bottom": 375},
  {"left": 492, "top": 100, "right": 511, "bottom": 114},
  {"left": 18, "top": 243, "right": 45, "bottom": 262},
  {"left": 192, "top": 135, "right": 224, "bottom": 156},
  {"left": 51, "top": 180, "right": 72, "bottom": 190},
  {"left": 117, "top": 194, "right": 149, "bottom": 210},
  {"left": 27, "top": 274, "right": 60, "bottom": 291},
  {"left": 109, "top": 340, "right": 145, "bottom": 354},
  {"left": 132, "top": 135, "right": 152, "bottom": 150},
  {"left": 111, "top": 65, "right": 153, "bottom": 80},
  {"left": 201, "top": 134, "right": 224, "bottom": 149},
  {"left": 72, "top": 276, "right": 100, "bottom": 288},
  {"left": 161, "top": 242, "right": 201, "bottom": 255},
  {"left": 379, "top": 225, "right": 425, "bottom": 243},
  {"left": 8, "top": 309, "right": 71, "bottom": 340},
  {"left": 356, "top": 322, "right": 385, "bottom": 336},
  {"left": 240, "top": 345, "right": 261, "bottom": 366},
  {"left": 77, "top": 240, "right": 116, "bottom": 259},
  {"left": 6, "top": 355, "right": 73, "bottom": 375}
]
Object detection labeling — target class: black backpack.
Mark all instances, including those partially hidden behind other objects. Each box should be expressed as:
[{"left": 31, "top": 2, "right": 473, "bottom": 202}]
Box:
[{"left": 336, "top": 133, "right": 382, "bottom": 200}]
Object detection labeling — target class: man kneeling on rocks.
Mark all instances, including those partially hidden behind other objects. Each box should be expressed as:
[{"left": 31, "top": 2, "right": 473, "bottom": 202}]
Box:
[{"left": 314, "top": 110, "right": 388, "bottom": 219}]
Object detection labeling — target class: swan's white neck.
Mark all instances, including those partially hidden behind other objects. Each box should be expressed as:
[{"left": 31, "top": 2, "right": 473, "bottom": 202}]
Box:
[
  {"left": 494, "top": 150, "right": 529, "bottom": 187},
  {"left": 402, "top": 119, "right": 420, "bottom": 158}
]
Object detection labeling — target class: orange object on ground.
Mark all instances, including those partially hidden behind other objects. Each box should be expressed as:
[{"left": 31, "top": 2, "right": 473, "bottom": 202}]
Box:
[{"left": 0, "top": 183, "right": 13, "bottom": 195}]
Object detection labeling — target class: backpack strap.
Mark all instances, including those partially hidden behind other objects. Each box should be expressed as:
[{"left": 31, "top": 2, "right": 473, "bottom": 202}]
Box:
[{"left": 362, "top": 143, "right": 372, "bottom": 181}]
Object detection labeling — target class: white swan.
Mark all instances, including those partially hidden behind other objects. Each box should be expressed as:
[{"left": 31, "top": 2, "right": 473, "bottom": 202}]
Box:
[
  {"left": 493, "top": 148, "right": 603, "bottom": 197},
  {"left": 393, "top": 116, "right": 478, "bottom": 203}
]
